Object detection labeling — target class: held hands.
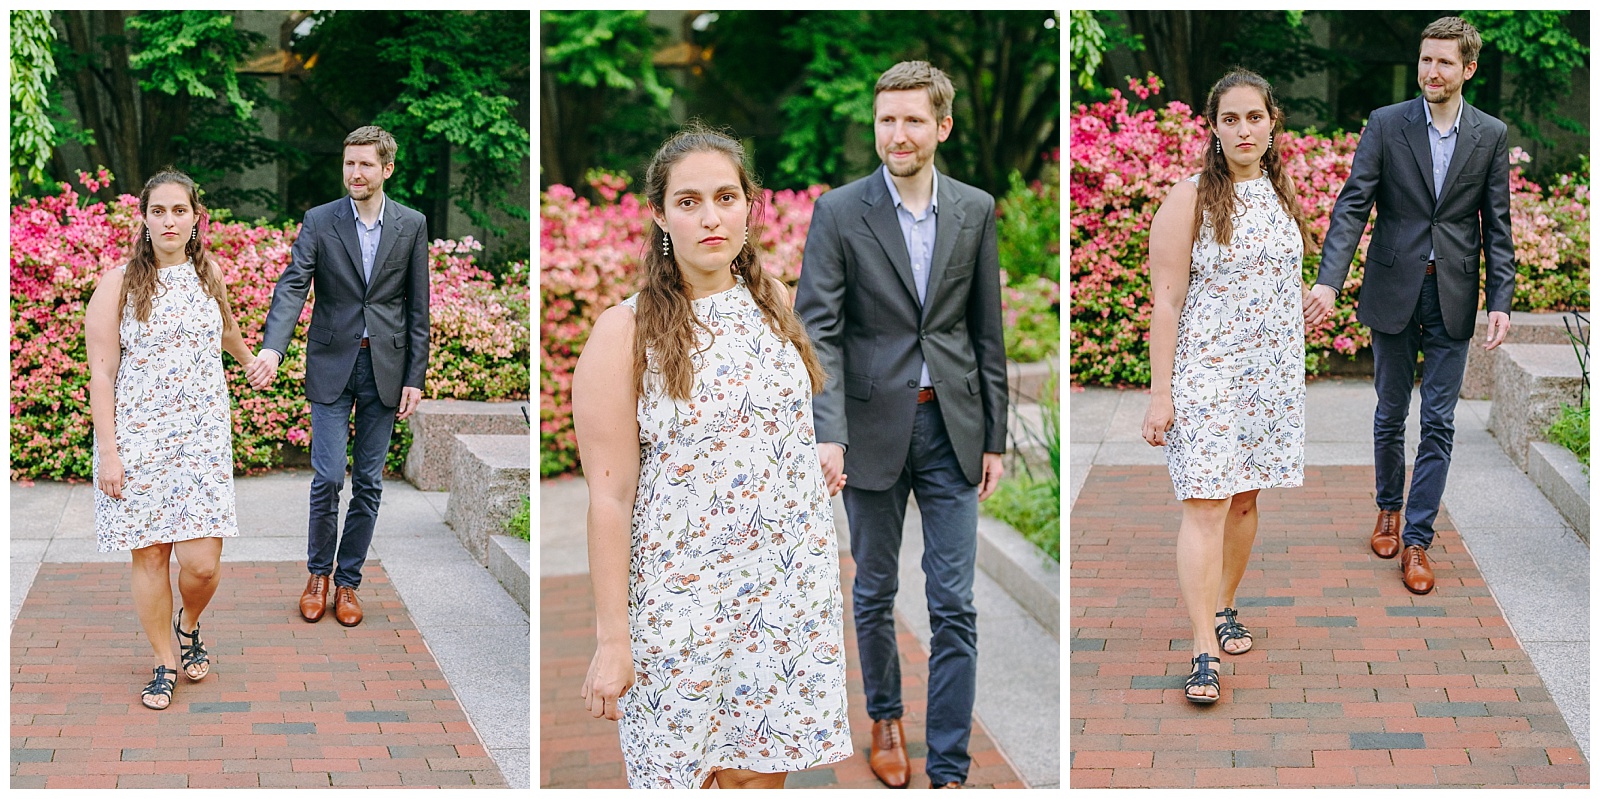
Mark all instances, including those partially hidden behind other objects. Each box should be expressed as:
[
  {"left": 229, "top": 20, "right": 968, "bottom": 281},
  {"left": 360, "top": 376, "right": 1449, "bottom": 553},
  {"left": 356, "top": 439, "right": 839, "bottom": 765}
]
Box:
[
  {"left": 1303, "top": 283, "right": 1337, "bottom": 329},
  {"left": 1142, "top": 392, "right": 1175, "bottom": 447},
  {"left": 818, "top": 443, "right": 848, "bottom": 496},
  {"left": 580, "top": 640, "right": 635, "bottom": 722},
  {"left": 246, "top": 349, "right": 281, "bottom": 390},
  {"left": 397, "top": 387, "right": 423, "bottom": 421},
  {"left": 98, "top": 452, "right": 125, "bottom": 499}
]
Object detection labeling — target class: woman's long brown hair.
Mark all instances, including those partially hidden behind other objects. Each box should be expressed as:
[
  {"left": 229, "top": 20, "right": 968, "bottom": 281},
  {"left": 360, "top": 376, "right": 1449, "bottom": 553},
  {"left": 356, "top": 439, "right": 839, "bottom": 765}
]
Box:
[
  {"left": 1193, "top": 69, "right": 1315, "bottom": 253},
  {"left": 633, "top": 124, "right": 826, "bottom": 401},
  {"left": 122, "top": 169, "right": 238, "bottom": 337}
]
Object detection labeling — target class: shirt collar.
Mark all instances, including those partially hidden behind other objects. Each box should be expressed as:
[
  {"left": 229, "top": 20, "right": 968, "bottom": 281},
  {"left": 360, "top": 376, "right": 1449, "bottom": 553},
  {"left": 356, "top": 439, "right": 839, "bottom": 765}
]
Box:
[
  {"left": 1420, "top": 95, "right": 1464, "bottom": 135},
  {"left": 882, "top": 165, "right": 938, "bottom": 214},
  {"left": 350, "top": 194, "right": 386, "bottom": 228}
]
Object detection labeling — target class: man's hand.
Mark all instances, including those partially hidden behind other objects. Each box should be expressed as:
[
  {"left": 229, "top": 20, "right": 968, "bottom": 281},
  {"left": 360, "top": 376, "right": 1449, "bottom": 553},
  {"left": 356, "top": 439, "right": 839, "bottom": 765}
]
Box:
[
  {"left": 1303, "top": 283, "right": 1338, "bottom": 327},
  {"left": 1483, "top": 310, "right": 1511, "bottom": 350},
  {"left": 818, "top": 442, "right": 847, "bottom": 496},
  {"left": 397, "top": 386, "right": 423, "bottom": 421},
  {"left": 978, "top": 452, "right": 1004, "bottom": 501},
  {"left": 247, "top": 349, "right": 281, "bottom": 390}
]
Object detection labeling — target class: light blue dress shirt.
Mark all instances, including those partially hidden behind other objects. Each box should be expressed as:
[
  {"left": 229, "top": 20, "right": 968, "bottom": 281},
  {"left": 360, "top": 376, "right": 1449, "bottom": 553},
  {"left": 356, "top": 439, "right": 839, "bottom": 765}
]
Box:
[
  {"left": 1423, "top": 96, "right": 1463, "bottom": 262},
  {"left": 351, "top": 195, "right": 385, "bottom": 338},
  {"left": 882, "top": 167, "right": 938, "bottom": 389}
]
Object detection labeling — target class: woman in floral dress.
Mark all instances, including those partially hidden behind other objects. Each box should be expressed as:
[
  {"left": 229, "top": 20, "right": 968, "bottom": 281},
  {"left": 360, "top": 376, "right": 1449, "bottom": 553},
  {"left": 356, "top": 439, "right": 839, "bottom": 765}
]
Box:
[
  {"left": 1141, "top": 71, "right": 1313, "bottom": 705},
  {"left": 85, "top": 171, "right": 255, "bottom": 710},
  {"left": 573, "top": 124, "right": 852, "bottom": 788}
]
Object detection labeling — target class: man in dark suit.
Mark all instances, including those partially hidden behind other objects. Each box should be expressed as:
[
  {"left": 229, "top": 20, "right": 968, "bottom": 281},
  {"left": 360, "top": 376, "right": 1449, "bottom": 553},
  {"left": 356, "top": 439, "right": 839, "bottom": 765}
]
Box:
[
  {"left": 796, "top": 61, "right": 1007, "bottom": 789},
  {"left": 1307, "top": 17, "right": 1513, "bottom": 595},
  {"left": 247, "top": 125, "right": 431, "bottom": 626}
]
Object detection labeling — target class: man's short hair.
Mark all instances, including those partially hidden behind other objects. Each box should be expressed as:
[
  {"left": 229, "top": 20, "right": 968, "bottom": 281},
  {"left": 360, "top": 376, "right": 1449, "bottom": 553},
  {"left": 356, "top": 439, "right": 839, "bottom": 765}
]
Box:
[
  {"left": 344, "top": 125, "right": 397, "bottom": 166},
  {"left": 874, "top": 61, "right": 955, "bottom": 121},
  {"left": 1420, "top": 16, "right": 1482, "bottom": 65}
]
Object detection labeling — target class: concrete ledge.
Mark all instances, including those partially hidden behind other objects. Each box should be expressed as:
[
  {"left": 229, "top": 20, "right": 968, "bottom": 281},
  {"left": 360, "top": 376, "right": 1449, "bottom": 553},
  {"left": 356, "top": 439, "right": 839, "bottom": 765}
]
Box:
[
  {"left": 446, "top": 434, "right": 532, "bottom": 564},
  {"left": 1007, "top": 358, "right": 1059, "bottom": 404},
  {"left": 1486, "top": 344, "right": 1584, "bottom": 470},
  {"left": 1463, "top": 311, "right": 1580, "bottom": 400},
  {"left": 405, "top": 400, "right": 529, "bottom": 491},
  {"left": 1528, "top": 441, "right": 1590, "bottom": 544},
  {"left": 488, "top": 534, "right": 531, "bottom": 614},
  {"left": 976, "top": 514, "right": 1060, "bottom": 639}
]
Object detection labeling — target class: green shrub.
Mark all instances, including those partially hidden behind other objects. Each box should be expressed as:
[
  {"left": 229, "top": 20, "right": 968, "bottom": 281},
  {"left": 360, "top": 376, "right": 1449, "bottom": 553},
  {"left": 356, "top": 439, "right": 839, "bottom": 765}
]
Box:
[
  {"left": 1546, "top": 400, "right": 1589, "bottom": 470},
  {"left": 505, "top": 494, "right": 531, "bottom": 541}
]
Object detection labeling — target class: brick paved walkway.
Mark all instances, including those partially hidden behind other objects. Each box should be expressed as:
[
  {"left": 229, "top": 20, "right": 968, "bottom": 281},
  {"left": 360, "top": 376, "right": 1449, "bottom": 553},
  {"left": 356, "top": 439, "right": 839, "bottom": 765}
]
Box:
[
  {"left": 11, "top": 561, "right": 504, "bottom": 788},
  {"left": 1069, "top": 465, "right": 1589, "bottom": 788},
  {"left": 541, "top": 556, "right": 1024, "bottom": 788}
]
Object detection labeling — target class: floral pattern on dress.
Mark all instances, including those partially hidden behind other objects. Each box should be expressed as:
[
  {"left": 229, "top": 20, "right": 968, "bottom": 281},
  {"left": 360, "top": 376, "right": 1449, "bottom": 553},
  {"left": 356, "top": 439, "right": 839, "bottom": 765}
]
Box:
[
  {"left": 618, "top": 279, "right": 852, "bottom": 788},
  {"left": 94, "top": 262, "right": 239, "bottom": 551},
  {"left": 1166, "top": 175, "right": 1306, "bottom": 500}
]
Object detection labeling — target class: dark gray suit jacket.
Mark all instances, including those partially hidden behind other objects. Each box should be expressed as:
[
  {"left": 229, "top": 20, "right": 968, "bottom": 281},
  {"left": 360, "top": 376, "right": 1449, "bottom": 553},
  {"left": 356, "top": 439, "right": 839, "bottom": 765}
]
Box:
[
  {"left": 263, "top": 196, "right": 431, "bottom": 407},
  {"left": 1316, "top": 96, "right": 1515, "bottom": 340},
  {"left": 795, "top": 167, "right": 1008, "bottom": 491}
]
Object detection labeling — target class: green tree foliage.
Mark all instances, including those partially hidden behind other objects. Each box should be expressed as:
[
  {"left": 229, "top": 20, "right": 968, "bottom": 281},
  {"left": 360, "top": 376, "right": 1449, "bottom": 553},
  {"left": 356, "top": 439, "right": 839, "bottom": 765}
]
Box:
[
  {"left": 1069, "top": 10, "right": 1144, "bottom": 100},
  {"left": 10, "top": 11, "right": 57, "bottom": 196},
  {"left": 1462, "top": 11, "right": 1589, "bottom": 146},
  {"left": 296, "top": 11, "right": 530, "bottom": 236},
  {"left": 540, "top": 10, "right": 672, "bottom": 191},
  {"left": 721, "top": 10, "right": 1059, "bottom": 194},
  {"left": 50, "top": 11, "right": 284, "bottom": 211}
]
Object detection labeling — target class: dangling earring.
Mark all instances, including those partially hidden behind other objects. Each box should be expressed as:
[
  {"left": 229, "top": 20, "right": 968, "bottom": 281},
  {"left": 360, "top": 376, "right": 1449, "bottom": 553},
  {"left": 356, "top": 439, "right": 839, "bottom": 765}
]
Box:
[
  {"left": 144, "top": 228, "right": 151, "bottom": 242},
  {"left": 743, "top": 228, "right": 749, "bottom": 248},
  {"left": 661, "top": 231, "right": 670, "bottom": 258},
  {"left": 191, "top": 227, "right": 198, "bottom": 241},
  {"left": 1265, "top": 134, "right": 1273, "bottom": 150}
]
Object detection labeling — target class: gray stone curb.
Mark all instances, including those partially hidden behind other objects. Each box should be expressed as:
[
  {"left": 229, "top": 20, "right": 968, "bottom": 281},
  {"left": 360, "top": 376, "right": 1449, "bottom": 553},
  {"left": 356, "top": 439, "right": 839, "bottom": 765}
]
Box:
[
  {"left": 488, "top": 534, "right": 531, "bottom": 613},
  {"left": 1528, "top": 441, "right": 1590, "bottom": 544},
  {"left": 976, "top": 513, "right": 1060, "bottom": 638}
]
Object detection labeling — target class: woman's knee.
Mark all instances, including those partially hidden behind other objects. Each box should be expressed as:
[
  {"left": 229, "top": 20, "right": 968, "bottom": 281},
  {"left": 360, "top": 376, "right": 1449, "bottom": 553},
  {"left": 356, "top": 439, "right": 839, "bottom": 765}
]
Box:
[
  {"left": 183, "top": 559, "right": 221, "bottom": 583},
  {"left": 130, "top": 544, "right": 172, "bottom": 574},
  {"left": 715, "top": 769, "right": 786, "bottom": 789},
  {"left": 1230, "top": 491, "right": 1260, "bottom": 517}
]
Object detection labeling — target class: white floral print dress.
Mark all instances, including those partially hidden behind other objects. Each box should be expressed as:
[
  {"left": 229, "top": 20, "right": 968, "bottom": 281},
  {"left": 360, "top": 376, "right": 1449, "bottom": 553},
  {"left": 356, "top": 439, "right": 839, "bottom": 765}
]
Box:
[
  {"left": 619, "top": 279, "right": 851, "bottom": 788},
  {"left": 1166, "top": 175, "right": 1306, "bottom": 500},
  {"left": 94, "top": 262, "right": 239, "bottom": 550}
]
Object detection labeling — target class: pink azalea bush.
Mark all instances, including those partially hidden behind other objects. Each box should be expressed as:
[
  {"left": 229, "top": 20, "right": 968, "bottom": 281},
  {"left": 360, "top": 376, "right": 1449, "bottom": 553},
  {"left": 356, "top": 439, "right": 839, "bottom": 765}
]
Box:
[
  {"left": 541, "top": 171, "right": 1063, "bottom": 477},
  {"left": 1071, "top": 75, "right": 1590, "bottom": 386},
  {"left": 11, "top": 169, "right": 529, "bottom": 480}
]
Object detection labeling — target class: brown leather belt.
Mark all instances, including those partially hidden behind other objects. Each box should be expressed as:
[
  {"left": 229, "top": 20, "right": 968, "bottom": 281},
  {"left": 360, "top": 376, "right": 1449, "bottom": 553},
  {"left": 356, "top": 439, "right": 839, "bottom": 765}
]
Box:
[
  {"left": 1425, "top": 260, "right": 1436, "bottom": 275},
  {"left": 917, "top": 387, "right": 936, "bottom": 404},
  {"left": 359, "top": 337, "right": 370, "bottom": 348}
]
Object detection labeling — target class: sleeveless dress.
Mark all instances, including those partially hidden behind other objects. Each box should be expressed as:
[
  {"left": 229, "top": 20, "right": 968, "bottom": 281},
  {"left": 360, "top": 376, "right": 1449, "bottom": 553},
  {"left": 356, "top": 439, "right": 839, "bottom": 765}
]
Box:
[
  {"left": 94, "top": 262, "right": 239, "bottom": 551},
  {"left": 619, "top": 279, "right": 852, "bottom": 788},
  {"left": 1166, "top": 175, "right": 1306, "bottom": 500}
]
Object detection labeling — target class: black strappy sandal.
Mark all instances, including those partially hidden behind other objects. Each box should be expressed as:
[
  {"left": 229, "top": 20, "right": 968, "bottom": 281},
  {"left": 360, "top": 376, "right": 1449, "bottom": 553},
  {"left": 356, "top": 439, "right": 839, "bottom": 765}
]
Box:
[
  {"left": 1214, "top": 607, "right": 1254, "bottom": 655},
  {"left": 173, "top": 609, "right": 210, "bottom": 681},
  {"left": 1185, "top": 653, "right": 1221, "bottom": 704},
  {"left": 141, "top": 665, "right": 178, "bottom": 710}
]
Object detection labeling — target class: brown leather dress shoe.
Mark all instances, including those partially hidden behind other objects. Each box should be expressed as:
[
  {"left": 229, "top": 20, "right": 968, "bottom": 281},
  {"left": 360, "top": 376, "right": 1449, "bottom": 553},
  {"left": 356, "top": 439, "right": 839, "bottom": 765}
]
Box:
[
  {"left": 1371, "top": 510, "right": 1402, "bottom": 559},
  {"left": 1401, "top": 546, "right": 1435, "bottom": 594},
  {"left": 334, "top": 586, "right": 363, "bottom": 627},
  {"left": 869, "top": 717, "right": 910, "bottom": 788},
  {"left": 300, "top": 574, "right": 330, "bottom": 622}
]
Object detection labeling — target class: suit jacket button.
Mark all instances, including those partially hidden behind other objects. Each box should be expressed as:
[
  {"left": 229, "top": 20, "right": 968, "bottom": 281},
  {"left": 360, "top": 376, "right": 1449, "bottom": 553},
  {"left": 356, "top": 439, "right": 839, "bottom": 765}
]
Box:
[{"left": 906, "top": 380, "right": 917, "bottom": 389}]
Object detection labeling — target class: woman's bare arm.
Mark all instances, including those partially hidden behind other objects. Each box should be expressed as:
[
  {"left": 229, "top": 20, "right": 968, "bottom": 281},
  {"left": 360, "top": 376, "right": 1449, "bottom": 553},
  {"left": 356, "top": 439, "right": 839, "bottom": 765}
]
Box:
[{"left": 1142, "top": 181, "right": 1198, "bottom": 446}]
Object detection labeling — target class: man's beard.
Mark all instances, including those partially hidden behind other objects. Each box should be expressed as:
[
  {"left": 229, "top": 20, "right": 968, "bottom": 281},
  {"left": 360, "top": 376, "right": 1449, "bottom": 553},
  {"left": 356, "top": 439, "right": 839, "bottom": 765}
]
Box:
[{"left": 884, "top": 151, "right": 929, "bottom": 177}]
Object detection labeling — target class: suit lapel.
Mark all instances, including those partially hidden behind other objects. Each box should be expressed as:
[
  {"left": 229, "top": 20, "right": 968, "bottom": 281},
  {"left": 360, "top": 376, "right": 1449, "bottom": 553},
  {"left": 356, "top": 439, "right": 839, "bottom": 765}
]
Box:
[
  {"left": 924, "top": 173, "right": 964, "bottom": 318},
  {"left": 369, "top": 199, "right": 402, "bottom": 298},
  {"left": 862, "top": 170, "right": 920, "bottom": 305},
  {"left": 1440, "top": 104, "right": 1482, "bottom": 200},
  {"left": 1402, "top": 99, "right": 1436, "bottom": 211},
  {"left": 332, "top": 199, "right": 367, "bottom": 289}
]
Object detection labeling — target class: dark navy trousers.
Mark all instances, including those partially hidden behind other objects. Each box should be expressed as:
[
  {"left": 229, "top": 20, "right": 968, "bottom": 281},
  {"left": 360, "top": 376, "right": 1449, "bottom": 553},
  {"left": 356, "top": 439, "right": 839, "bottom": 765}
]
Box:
[
  {"left": 307, "top": 348, "right": 397, "bottom": 589},
  {"left": 1370, "top": 273, "right": 1471, "bottom": 549},
  {"left": 843, "top": 401, "right": 979, "bottom": 786}
]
